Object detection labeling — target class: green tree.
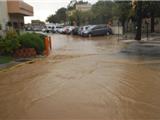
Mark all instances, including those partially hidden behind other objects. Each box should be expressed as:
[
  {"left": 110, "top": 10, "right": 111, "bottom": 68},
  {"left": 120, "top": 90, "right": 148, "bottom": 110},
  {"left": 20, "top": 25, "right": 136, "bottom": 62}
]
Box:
[
  {"left": 113, "top": 1, "right": 131, "bottom": 33},
  {"left": 56, "top": 8, "right": 67, "bottom": 23},
  {"left": 46, "top": 15, "right": 58, "bottom": 23},
  {"left": 79, "top": 11, "right": 93, "bottom": 25},
  {"left": 1, "top": 29, "right": 20, "bottom": 54},
  {"left": 133, "top": 1, "right": 160, "bottom": 40},
  {"left": 91, "top": 1, "right": 114, "bottom": 24},
  {"left": 141, "top": 1, "right": 160, "bottom": 33},
  {"left": 46, "top": 7, "right": 67, "bottom": 23}
]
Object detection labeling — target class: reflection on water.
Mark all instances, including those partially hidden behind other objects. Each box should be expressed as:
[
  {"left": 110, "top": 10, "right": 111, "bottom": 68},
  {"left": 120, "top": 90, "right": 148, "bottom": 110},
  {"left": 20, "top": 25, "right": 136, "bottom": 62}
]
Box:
[
  {"left": 52, "top": 34, "right": 123, "bottom": 56},
  {"left": 0, "top": 34, "right": 160, "bottom": 119}
]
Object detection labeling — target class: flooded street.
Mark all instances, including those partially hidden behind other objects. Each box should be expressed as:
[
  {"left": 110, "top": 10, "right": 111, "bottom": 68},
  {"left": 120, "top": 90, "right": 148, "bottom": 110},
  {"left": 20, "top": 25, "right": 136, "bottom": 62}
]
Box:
[{"left": 0, "top": 34, "right": 160, "bottom": 120}]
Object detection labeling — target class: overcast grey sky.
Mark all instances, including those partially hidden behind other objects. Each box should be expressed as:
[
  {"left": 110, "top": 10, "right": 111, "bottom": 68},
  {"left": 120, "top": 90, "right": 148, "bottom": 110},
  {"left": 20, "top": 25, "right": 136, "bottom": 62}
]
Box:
[{"left": 24, "top": 0, "right": 98, "bottom": 23}]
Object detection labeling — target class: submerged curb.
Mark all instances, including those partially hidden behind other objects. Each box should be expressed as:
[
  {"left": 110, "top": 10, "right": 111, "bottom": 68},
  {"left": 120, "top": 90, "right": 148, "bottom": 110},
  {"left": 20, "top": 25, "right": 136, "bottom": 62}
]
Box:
[{"left": 0, "top": 60, "right": 36, "bottom": 73}]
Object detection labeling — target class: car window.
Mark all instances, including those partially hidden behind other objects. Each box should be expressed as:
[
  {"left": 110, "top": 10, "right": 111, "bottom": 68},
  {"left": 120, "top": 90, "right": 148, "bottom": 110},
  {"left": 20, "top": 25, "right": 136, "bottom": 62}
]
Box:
[
  {"left": 85, "top": 27, "right": 89, "bottom": 30},
  {"left": 92, "top": 26, "right": 100, "bottom": 30},
  {"left": 101, "top": 26, "right": 107, "bottom": 29}
]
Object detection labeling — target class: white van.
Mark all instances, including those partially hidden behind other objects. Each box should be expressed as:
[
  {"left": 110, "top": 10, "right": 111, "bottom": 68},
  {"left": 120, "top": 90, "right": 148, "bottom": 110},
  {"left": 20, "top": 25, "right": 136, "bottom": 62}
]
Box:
[{"left": 42, "top": 23, "right": 56, "bottom": 33}]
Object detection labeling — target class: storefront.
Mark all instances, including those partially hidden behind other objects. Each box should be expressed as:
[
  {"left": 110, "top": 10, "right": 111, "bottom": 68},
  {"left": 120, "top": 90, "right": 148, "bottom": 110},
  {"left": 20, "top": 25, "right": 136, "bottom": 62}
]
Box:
[{"left": 0, "top": 0, "right": 33, "bottom": 31}]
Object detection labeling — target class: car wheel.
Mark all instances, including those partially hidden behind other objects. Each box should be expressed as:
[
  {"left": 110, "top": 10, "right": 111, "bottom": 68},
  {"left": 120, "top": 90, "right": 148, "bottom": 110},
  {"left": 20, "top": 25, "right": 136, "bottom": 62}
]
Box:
[{"left": 106, "top": 32, "right": 110, "bottom": 36}]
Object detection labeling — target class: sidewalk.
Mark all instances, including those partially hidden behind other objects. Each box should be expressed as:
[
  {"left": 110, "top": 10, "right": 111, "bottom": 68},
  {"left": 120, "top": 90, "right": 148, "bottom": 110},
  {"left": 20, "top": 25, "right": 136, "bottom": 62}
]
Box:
[
  {"left": 120, "top": 33, "right": 160, "bottom": 56},
  {"left": 0, "top": 61, "right": 19, "bottom": 70},
  {"left": 121, "top": 32, "right": 160, "bottom": 41},
  {"left": 0, "top": 58, "right": 37, "bottom": 72}
]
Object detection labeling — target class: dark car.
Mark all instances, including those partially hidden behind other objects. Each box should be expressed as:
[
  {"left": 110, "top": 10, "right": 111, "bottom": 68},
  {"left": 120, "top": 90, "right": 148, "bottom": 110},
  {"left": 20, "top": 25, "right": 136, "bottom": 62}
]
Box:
[
  {"left": 78, "top": 27, "right": 83, "bottom": 35},
  {"left": 82, "top": 25, "right": 112, "bottom": 37},
  {"left": 72, "top": 27, "right": 79, "bottom": 35}
]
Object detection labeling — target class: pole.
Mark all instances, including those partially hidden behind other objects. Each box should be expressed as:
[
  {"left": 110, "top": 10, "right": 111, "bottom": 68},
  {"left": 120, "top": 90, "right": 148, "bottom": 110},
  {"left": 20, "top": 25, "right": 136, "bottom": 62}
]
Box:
[
  {"left": 118, "top": 20, "right": 119, "bottom": 41},
  {"left": 147, "top": 23, "right": 148, "bottom": 40},
  {"left": 135, "top": 1, "right": 142, "bottom": 41},
  {"left": 145, "top": 18, "right": 149, "bottom": 41}
]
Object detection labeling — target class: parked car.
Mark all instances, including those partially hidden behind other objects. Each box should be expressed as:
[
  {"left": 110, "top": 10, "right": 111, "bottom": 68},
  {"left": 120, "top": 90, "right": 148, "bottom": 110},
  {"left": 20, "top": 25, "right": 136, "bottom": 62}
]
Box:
[
  {"left": 72, "top": 27, "right": 79, "bottom": 35},
  {"left": 78, "top": 27, "right": 83, "bottom": 35},
  {"left": 66, "top": 26, "right": 76, "bottom": 34},
  {"left": 54, "top": 26, "right": 63, "bottom": 33},
  {"left": 42, "top": 28, "right": 46, "bottom": 32},
  {"left": 78, "top": 25, "right": 91, "bottom": 36},
  {"left": 42, "top": 24, "right": 56, "bottom": 33},
  {"left": 106, "top": 26, "right": 113, "bottom": 35},
  {"left": 25, "top": 27, "right": 32, "bottom": 31},
  {"left": 51, "top": 27, "right": 56, "bottom": 33},
  {"left": 32, "top": 26, "right": 43, "bottom": 31},
  {"left": 57, "top": 27, "right": 64, "bottom": 33},
  {"left": 61, "top": 26, "right": 69, "bottom": 34},
  {"left": 82, "top": 25, "right": 112, "bottom": 37}
]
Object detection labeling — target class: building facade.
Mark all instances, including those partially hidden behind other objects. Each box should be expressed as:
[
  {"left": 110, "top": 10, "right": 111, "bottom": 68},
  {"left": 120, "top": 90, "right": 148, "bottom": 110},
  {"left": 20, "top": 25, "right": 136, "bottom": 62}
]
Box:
[
  {"left": 75, "top": 3, "right": 92, "bottom": 12},
  {"left": 0, "top": 0, "right": 33, "bottom": 30}
]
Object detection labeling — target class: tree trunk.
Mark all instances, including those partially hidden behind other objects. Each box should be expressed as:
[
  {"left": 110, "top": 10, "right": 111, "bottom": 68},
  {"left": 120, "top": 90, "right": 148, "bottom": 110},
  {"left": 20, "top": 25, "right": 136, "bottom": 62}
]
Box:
[
  {"left": 151, "top": 11, "right": 155, "bottom": 33},
  {"left": 135, "top": 1, "right": 142, "bottom": 41},
  {"left": 122, "top": 20, "right": 125, "bottom": 34}
]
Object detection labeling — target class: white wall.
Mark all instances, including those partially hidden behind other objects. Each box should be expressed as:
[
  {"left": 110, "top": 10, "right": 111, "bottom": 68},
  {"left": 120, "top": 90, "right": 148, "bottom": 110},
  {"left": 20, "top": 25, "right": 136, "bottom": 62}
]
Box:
[
  {"left": 0, "top": 1, "right": 9, "bottom": 30},
  {"left": 111, "top": 26, "right": 123, "bottom": 35}
]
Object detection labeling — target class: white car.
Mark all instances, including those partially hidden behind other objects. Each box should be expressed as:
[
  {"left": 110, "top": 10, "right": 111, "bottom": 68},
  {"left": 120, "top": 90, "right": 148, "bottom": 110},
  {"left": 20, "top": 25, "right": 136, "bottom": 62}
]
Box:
[
  {"left": 42, "top": 28, "right": 46, "bottom": 32},
  {"left": 55, "top": 26, "right": 63, "bottom": 33},
  {"left": 66, "top": 26, "right": 75, "bottom": 34},
  {"left": 79, "top": 25, "right": 91, "bottom": 36}
]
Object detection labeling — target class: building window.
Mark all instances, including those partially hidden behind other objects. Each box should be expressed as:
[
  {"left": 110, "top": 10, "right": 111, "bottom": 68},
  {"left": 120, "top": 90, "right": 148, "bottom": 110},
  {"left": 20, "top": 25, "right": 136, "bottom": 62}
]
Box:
[{"left": 13, "top": 22, "right": 18, "bottom": 28}]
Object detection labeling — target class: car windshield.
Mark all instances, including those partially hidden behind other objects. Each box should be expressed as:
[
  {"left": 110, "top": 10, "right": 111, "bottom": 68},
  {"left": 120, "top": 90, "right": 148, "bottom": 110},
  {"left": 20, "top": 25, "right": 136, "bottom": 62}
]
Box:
[{"left": 87, "top": 25, "right": 96, "bottom": 31}]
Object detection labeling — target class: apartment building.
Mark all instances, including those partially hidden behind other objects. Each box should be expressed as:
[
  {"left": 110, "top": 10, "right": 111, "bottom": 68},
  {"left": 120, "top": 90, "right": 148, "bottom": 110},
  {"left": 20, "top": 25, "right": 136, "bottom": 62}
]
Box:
[
  {"left": 76, "top": 3, "right": 92, "bottom": 12},
  {"left": 0, "top": 0, "right": 33, "bottom": 30},
  {"left": 67, "top": 2, "right": 92, "bottom": 17}
]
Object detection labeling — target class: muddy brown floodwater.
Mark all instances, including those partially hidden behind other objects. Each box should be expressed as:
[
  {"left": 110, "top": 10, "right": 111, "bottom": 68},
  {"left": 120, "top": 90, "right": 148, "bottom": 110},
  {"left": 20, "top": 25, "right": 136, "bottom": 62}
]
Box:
[{"left": 0, "top": 34, "right": 160, "bottom": 120}]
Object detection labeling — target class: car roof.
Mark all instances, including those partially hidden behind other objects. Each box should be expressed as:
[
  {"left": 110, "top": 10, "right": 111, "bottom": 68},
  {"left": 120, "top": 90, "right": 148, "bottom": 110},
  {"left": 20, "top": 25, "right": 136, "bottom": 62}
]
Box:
[{"left": 88, "top": 25, "right": 97, "bottom": 29}]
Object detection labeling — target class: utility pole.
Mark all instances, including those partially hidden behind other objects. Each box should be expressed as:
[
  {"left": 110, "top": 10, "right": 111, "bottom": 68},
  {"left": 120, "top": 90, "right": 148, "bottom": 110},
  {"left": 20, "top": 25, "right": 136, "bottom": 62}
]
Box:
[{"left": 135, "top": 1, "right": 142, "bottom": 41}]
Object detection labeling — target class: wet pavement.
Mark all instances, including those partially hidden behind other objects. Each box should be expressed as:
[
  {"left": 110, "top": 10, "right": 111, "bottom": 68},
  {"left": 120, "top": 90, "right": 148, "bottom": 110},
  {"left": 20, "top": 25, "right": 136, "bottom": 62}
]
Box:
[{"left": 0, "top": 34, "right": 160, "bottom": 120}]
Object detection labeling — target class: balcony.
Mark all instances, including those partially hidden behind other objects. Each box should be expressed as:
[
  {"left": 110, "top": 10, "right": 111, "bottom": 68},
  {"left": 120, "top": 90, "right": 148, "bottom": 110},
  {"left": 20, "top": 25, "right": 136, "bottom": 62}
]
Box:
[{"left": 7, "top": 0, "right": 33, "bottom": 16}]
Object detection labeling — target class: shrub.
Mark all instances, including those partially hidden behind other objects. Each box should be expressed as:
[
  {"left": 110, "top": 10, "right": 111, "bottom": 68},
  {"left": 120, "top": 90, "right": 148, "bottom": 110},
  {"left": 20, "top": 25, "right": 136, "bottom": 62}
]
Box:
[
  {"left": 39, "top": 33, "right": 47, "bottom": 40},
  {"left": 0, "top": 38, "right": 4, "bottom": 55},
  {"left": 0, "top": 30, "right": 20, "bottom": 55},
  {"left": 18, "top": 33, "right": 45, "bottom": 54},
  {"left": 6, "top": 21, "right": 12, "bottom": 27},
  {"left": 0, "top": 56, "right": 13, "bottom": 64}
]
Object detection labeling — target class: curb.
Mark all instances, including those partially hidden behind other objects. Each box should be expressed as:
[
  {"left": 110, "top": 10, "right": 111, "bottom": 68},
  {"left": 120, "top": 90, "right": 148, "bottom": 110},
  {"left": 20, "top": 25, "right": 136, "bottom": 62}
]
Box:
[{"left": 0, "top": 59, "right": 36, "bottom": 73}]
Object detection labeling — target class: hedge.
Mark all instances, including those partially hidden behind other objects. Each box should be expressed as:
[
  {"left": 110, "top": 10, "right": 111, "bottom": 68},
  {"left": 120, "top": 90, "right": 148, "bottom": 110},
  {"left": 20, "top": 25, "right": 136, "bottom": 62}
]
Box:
[
  {"left": 0, "top": 30, "right": 46, "bottom": 55},
  {"left": 0, "top": 30, "right": 20, "bottom": 55},
  {"left": 18, "top": 33, "right": 45, "bottom": 54}
]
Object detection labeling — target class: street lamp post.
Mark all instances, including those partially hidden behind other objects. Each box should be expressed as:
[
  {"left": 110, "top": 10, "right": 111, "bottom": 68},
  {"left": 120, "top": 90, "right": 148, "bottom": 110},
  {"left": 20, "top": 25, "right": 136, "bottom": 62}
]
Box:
[
  {"left": 135, "top": 1, "right": 142, "bottom": 41},
  {"left": 145, "top": 18, "right": 150, "bottom": 41}
]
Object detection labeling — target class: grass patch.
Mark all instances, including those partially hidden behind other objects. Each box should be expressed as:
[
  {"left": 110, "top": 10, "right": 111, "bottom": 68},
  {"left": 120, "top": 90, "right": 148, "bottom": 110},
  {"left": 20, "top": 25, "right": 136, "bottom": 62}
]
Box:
[{"left": 0, "top": 56, "right": 13, "bottom": 64}]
